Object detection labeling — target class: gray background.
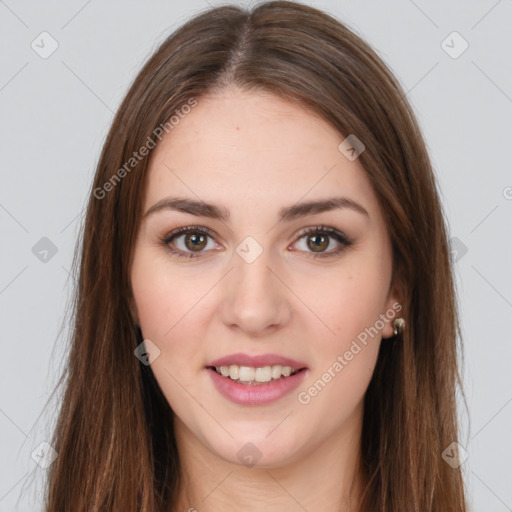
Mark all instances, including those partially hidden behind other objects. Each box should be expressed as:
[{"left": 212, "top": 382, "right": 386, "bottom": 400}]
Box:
[{"left": 1, "top": 1, "right": 511, "bottom": 510}]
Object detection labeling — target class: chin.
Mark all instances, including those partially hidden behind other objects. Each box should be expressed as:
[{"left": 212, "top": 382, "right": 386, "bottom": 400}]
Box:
[{"left": 206, "top": 435, "right": 303, "bottom": 470}]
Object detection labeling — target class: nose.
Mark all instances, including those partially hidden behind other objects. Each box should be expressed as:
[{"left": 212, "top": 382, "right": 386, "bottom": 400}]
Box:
[{"left": 219, "top": 247, "right": 292, "bottom": 336}]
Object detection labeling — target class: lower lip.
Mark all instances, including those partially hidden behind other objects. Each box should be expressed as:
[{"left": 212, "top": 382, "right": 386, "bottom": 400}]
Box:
[{"left": 206, "top": 367, "right": 308, "bottom": 406}]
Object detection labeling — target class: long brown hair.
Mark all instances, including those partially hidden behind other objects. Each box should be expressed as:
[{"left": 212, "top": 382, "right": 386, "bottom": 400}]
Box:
[{"left": 43, "top": 1, "right": 469, "bottom": 510}]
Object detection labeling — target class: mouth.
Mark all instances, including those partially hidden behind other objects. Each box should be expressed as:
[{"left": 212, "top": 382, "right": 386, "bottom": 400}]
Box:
[{"left": 206, "top": 364, "right": 307, "bottom": 386}]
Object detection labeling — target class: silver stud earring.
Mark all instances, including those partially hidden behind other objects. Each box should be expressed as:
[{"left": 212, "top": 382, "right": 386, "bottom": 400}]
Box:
[{"left": 393, "top": 317, "right": 405, "bottom": 337}]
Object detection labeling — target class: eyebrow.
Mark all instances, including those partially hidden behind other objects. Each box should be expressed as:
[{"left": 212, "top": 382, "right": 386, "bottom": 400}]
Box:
[{"left": 143, "top": 195, "right": 369, "bottom": 222}]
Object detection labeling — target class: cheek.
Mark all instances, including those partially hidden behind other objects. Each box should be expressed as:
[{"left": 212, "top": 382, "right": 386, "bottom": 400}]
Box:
[
  {"left": 131, "top": 272, "right": 175, "bottom": 341},
  {"left": 294, "top": 266, "right": 384, "bottom": 417},
  {"left": 297, "top": 344, "right": 378, "bottom": 430},
  {"left": 289, "top": 253, "right": 389, "bottom": 407},
  {"left": 293, "top": 258, "right": 390, "bottom": 341},
  {"left": 131, "top": 249, "right": 208, "bottom": 341},
  {"left": 130, "top": 255, "right": 207, "bottom": 405},
  {"left": 131, "top": 251, "right": 209, "bottom": 404}
]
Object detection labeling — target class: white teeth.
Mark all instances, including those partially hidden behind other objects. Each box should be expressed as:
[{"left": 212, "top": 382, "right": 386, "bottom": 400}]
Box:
[
  {"left": 229, "top": 365, "right": 239, "bottom": 380},
  {"left": 254, "top": 366, "right": 271, "bottom": 382},
  {"left": 214, "top": 364, "right": 299, "bottom": 383},
  {"left": 239, "top": 366, "right": 255, "bottom": 381},
  {"left": 271, "top": 365, "right": 282, "bottom": 379}
]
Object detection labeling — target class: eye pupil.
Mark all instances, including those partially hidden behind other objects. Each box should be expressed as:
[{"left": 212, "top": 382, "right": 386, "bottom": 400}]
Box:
[
  {"left": 308, "top": 234, "right": 328, "bottom": 252},
  {"left": 185, "top": 233, "right": 207, "bottom": 251}
]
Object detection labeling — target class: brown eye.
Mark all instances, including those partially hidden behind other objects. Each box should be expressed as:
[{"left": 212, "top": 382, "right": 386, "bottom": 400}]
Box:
[
  {"left": 293, "top": 225, "right": 353, "bottom": 258},
  {"left": 162, "top": 226, "right": 216, "bottom": 259},
  {"left": 184, "top": 232, "right": 208, "bottom": 251},
  {"left": 306, "top": 233, "right": 329, "bottom": 252}
]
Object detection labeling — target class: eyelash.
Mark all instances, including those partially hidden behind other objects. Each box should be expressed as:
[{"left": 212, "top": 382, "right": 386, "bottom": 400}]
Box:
[{"left": 160, "top": 225, "right": 353, "bottom": 260}]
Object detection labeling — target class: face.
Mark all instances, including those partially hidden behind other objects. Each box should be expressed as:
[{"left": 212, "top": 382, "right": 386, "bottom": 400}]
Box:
[{"left": 130, "top": 86, "right": 400, "bottom": 468}]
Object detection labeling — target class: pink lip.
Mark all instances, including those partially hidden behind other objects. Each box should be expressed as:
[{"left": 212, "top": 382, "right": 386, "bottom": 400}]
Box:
[
  {"left": 206, "top": 367, "right": 309, "bottom": 405},
  {"left": 207, "top": 352, "right": 308, "bottom": 370}
]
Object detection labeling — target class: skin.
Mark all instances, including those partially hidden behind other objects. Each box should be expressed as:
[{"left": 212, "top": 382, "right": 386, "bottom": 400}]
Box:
[{"left": 130, "top": 86, "right": 401, "bottom": 511}]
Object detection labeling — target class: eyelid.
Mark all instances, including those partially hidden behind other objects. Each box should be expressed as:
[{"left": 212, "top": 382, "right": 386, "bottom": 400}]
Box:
[
  {"left": 294, "top": 225, "right": 352, "bottom": 245},
  {"left": 162, "top": 225, "right": 216, "bottom": 244},
  {"left": 291, "top": 225, "right": 353, "bottom": 258},
  {"left": 161, "top": 224, "right": 353, "bottom": 259}
]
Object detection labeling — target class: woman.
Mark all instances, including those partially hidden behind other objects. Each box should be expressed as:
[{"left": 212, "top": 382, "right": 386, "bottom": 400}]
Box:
[{"left": 44, "top": 1, "right": 469, "bottom": 510}]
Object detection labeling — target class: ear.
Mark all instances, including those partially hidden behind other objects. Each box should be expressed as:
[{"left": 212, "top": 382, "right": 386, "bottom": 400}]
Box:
[{"left": 380, "top": 279, "right": 405, "bottom": 340}]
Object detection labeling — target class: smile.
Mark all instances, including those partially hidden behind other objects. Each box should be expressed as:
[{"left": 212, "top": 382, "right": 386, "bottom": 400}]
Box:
[
  {"left": 211, "top": 364, "right": 300, "bottom": 384},
  {"left": 206, "top": 366, "right": 308, "bottom": 405}
]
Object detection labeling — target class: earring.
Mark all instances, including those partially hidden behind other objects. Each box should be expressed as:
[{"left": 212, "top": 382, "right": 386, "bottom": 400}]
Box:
[{"left": 393, "top": 317, "right": 405, "bottom": 336}]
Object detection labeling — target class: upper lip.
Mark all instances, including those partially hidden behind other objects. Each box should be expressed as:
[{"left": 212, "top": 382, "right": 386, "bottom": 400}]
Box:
[{"left": 207, "top": 352, "right": 308, "bottom": 370}]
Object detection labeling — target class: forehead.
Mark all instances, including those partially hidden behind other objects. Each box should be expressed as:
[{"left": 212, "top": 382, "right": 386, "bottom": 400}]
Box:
[{"left": 144, "top": 87, "right": 380, "bottom": 218}]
